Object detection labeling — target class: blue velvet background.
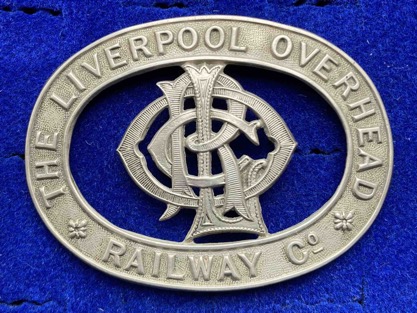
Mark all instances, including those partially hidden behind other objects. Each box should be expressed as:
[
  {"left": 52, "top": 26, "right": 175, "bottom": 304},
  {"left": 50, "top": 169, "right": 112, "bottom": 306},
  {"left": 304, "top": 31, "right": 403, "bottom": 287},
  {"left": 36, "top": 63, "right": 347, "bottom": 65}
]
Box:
[{"left": 1, "top": 0, "right": 416, "bottom": 312}]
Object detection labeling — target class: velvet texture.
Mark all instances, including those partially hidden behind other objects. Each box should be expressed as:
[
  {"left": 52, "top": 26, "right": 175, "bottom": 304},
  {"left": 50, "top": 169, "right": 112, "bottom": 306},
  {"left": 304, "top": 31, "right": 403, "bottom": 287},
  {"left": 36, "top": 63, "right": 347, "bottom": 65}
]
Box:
[{"left": 0, "top": 0, "right": 416, "bottom": 312}]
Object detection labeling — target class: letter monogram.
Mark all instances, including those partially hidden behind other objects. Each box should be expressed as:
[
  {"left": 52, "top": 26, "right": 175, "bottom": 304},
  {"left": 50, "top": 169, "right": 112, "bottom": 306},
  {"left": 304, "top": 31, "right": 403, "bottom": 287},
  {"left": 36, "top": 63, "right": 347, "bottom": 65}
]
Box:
[{"left": 118, "top": 63, "right": 297, "bottom": 241}]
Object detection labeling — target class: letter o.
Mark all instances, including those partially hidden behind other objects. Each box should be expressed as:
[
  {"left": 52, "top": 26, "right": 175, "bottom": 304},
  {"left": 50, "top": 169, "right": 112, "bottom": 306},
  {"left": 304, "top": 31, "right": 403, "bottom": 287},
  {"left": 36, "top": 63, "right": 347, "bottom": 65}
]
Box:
[
  {"left": 205, "top": 26, "right": 225, "bottom": 50},
  {"left": 307, "top": 232, "right": 319, "bottom": 246},
  {"left": 271, "top": 35, "right": 293, "bottom": 59},
  {"left": 178, "top": 27, "right": 198, "bottom": 51}
]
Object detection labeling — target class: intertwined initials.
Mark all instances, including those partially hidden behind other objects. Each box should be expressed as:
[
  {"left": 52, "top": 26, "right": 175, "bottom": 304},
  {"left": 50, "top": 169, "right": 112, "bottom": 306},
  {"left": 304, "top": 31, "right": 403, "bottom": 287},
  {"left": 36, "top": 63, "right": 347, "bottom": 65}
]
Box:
[{"left": 118, "top": 64, "right": 296, "bottom": 241}]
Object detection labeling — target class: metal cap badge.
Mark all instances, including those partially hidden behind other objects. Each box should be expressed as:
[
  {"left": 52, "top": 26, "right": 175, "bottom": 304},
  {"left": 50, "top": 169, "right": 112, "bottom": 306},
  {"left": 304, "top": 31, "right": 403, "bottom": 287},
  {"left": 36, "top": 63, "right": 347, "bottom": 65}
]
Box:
[{"left": 26, "top": 16, "right": 392, "bottom": 290}]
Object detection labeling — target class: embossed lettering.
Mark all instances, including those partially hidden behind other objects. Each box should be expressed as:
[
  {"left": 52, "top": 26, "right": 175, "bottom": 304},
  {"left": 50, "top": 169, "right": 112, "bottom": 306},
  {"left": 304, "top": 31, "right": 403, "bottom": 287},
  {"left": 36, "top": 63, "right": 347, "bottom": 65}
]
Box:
[
  {"left": 229, "top": 27, "right": 247, "bottom": 52},
  {"left": 152, "top": 252, "right": 162, "bottom": 277},
  {"left": 39, "top": 186, "right": 66, "bottom": 209},
  {"left": 271, "top": 35, "right": 293, "bottom": 59},
  {"left": 167, "top": 254, "right": 185, "bottom": 280},
  {"left": 286, "top": 233, "right": 323, "bottom": 265},
  {"left": 155, "top": 30, "right": 174, "bottom": 55},
  {"left": 357, "top": 148, "right": 382, "bottom": 172},
  {"left": 124, "top": 248, "right": 145, "bottom": 274},
  {"left": 300, "top": 41, "right": 320, "bottom": 67},
  {"left": 188, "top": 255, "right": 213, "bottom": 281},
  {"left": 205, "top": 26, "right": 225, "bottom": 50},
  {"left": 178, "top": 27, "right": 198, "bottom": 51},
  {"left": 286, "top": 239, "right": 308, "bottom": 265},
  {"left": 347, "top": 97, "right": 375, "bottom": 122},
  {"left": 307, "top": 232, "right": 319, "bottom": 246},
  {"left": 104, "top": 43, "right": 128, "bottom": 70},
  {"left": 313, "top": 54, "right": 339, "bottom": 81},
  {"left": 102, "top": 239, "right": 127, "bottom": 267},
  {"left": 357, "top": 127, "right": 382, "bottom": 146},
  {"left": 307, "top": 232, "right": 323, "bottom": 254},
  {"left": 66, "top": 70, "right": 86, "bottom": 92},
  {"left": 333, "top": 72, "right": 360, "bottom": 100},
  {"left": 218, "top": 255, "right": 240, "bottom": 281},
  {"left": 35, "top": 131, "right": 58, "bottom": 150},
  {"left": 50, "top": 92, "right": 77, "bottom": 110},
  {"left": 129, "top": 35, "right": 153, "bottom": 60},
  {"left": 81, "top": 53, "right": 102, "bottom": 78},
  {"left": 35, "top": 159, "right": 59, "bottom": 180},
  {"left": 238, "top": 252, "right": 261, "bottom": 277},
  {"left": 353, "top": 177, "right": 377, "bottom": 200}
]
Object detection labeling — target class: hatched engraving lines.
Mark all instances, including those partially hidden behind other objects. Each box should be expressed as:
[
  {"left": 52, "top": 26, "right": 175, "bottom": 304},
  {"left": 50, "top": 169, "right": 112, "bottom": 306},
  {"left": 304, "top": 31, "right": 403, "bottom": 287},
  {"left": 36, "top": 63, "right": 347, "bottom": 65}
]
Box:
[{"left": 118, "top": 63, "right": 297, "bottom": 241}]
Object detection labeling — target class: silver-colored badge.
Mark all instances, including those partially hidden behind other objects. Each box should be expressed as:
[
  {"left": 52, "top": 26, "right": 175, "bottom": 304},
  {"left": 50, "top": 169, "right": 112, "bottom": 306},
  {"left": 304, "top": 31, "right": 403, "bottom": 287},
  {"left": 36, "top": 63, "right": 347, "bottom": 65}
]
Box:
[
  {"left": 26, "top": 16, "right": 392, "bottom": 290},
  {"left": 118, "top": 63, "right": 296, "bottom": 241}
]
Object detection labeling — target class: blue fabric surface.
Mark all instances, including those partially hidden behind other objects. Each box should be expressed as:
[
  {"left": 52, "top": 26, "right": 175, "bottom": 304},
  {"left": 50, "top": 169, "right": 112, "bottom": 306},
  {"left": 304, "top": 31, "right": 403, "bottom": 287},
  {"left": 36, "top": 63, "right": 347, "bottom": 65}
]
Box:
[{"left": 0, "top": 0, "right": 416, "bottom": 312}]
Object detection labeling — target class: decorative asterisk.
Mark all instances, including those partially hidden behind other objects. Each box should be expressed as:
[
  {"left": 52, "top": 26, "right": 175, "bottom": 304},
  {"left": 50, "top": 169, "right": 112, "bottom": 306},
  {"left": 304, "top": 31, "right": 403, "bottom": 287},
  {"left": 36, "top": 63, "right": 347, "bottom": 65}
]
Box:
[
  {"left": 68, "top": 219, "right": 88, "bottom": 238},
  {"left": 333, "top": 211, "right": 354, "bottom": 232}
]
